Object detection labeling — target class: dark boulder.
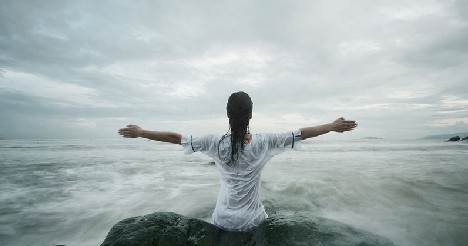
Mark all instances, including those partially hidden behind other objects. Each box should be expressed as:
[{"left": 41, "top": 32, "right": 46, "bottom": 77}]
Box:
[
  {"left": 101, "top": 212, "right": 394, "bottom": 246},
  {"left": 446, "top": 136, "right": 460, "bottom": 141},
  {"left": 100, "top": 212, "right": 249, "bottom": 246},
  {"left": 250, "top": 213, "right": 394, "bottom": 246},
  {"left": 462, "top": 136, "right": 468, "bottom": 141}
]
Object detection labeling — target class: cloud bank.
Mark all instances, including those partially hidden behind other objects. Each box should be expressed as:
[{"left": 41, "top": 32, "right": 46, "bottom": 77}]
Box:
[{"left": 1, "top": 0, "right": 467, "bottom": 139}]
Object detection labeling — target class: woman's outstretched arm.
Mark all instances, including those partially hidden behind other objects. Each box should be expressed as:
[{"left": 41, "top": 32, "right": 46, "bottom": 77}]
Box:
[
  {"left": 300, "top": 117, "right": 357, "bottom": 140},
  {"left": 118, "top": 125, "right": 182, "bottom": 145}
]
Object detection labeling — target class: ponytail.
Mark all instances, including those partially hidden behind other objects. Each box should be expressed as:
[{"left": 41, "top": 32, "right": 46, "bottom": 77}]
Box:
[{"left": 226, "top": 91, "right": 252, "bottom": 163}]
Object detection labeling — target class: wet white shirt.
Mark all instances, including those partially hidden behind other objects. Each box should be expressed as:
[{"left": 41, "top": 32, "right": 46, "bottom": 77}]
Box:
[{"left": 181, "top": 130, "right": 302, "bottom": 232}]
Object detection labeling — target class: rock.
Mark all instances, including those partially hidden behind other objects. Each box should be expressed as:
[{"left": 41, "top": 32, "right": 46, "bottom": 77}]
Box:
[
  {"left": 462, "top": 136, "right": 468, "bottom": 141},
  {"left": 446, "top": 136, "right": 460, "bottom": 141},
  {"left": 250, "top": 213, "right": 394, "bottom": 246},
  {"left": 100, "top": 212, "right": 249, "bottom": 246},
  {"left": 101, "top": 212, "right": 394, "bottom": 246},
  {"left": 422, "top": 132, "right": 468, "bottom": 140}
]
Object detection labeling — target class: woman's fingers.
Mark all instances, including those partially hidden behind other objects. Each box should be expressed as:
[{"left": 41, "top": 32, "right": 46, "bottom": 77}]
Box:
[
  {"left": 118, "top": 126, "right": 139, "bottom": 138},
  {"left": 338, "top": 120, "right": 357, "bottom": 131},
  {"left": 342, "top": 121, "right": 357, "bottom": 126},
  {"left": 332, "top": 118, "right": 357, "bottom": 133},
  {"left": 341, "top": 120, "right": 356, "bottom": 124}
]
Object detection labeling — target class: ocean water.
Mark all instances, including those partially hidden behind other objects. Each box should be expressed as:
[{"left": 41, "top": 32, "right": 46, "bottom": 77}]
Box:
[{"left": 0, "top": 138, "right": 467, "bottom": 246}]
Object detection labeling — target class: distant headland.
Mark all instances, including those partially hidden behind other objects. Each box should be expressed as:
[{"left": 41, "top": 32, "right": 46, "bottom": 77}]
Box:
[{"left": 421, "top": 132, "right": 468, "bottom": 141}]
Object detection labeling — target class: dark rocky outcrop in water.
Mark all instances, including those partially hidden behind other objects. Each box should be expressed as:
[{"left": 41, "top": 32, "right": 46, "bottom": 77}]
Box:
[
  {"left": 462, "top": 136, "right": 468, "bottom": 141},
  {"left": 421, "top": 132, "right": 468, "bottom": 140},
  {"left": 446, "top": 136, "right": 461, "bottom": 141},
  {"left": 101, "top": 212, "right": 394, "bottom": 246}
]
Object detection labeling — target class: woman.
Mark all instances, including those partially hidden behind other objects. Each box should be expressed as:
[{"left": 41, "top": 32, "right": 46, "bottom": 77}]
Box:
[{"left": 118, "top": 91, "right": 357, "bottom": 232}]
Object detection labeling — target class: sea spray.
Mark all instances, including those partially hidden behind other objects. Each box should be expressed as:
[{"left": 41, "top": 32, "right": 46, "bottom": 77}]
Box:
[{"left": 0, "top": 139, "right": 467, "bottom": 246}]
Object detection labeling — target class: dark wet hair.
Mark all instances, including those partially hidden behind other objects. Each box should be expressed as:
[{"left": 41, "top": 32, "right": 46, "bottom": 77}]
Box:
[{"left": 226, "top": 91, "right": 252, "bottom": 162}]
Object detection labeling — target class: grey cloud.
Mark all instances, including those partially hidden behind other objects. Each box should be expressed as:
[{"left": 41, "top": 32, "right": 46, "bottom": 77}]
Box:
[{"left": 0, "top": 0, "right": 467, "bottom": 139}]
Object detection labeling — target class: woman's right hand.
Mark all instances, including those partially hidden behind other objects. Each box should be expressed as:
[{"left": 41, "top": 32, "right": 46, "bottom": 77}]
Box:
[
  {"left": 118, "top": 125, "right": 143, "bottom": 138},
  {"left": 331, "top": 117, "right": 357, "bottom": 133}
]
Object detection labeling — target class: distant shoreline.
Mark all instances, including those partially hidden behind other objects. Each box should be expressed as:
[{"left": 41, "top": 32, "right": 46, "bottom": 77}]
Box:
[{"left": 420, "top": 132, "right": 468, "bottom": 140}]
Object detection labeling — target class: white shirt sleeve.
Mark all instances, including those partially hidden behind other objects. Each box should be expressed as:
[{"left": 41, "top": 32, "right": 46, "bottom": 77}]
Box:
[
  {"left": 265, "top": 129, "right": 302, "bottom": 156},
  {"left": 181, "top": 134, "right": 218, "bottom": 157}
]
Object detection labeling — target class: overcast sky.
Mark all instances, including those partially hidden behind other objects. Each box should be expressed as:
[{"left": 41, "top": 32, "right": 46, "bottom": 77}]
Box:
[{"left": 1, "top": 0, "right": 467, "bottom": 140}]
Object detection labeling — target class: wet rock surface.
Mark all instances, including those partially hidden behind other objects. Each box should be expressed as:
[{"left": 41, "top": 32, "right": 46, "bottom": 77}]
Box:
[{"left": 101, "top": 212, "right": 394, "bottom": 246}]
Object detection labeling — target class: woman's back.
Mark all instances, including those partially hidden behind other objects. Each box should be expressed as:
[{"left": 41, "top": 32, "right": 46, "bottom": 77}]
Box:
[{"left": 182, "top": 131, "right": 302, "bottom": 231}]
